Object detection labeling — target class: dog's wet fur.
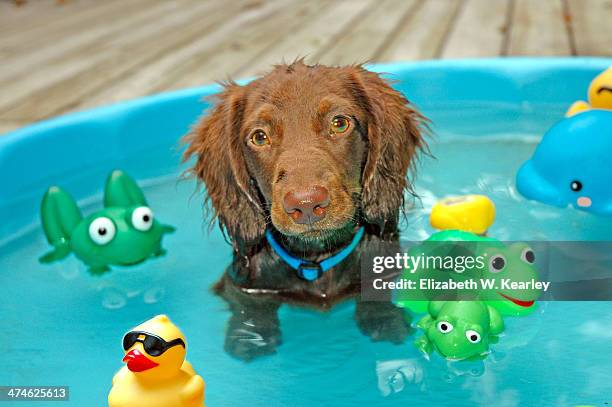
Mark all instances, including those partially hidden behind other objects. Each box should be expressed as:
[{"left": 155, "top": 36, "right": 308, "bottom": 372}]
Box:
[{"left": 184, "top": 60, "right": 426, "bottom": 360}]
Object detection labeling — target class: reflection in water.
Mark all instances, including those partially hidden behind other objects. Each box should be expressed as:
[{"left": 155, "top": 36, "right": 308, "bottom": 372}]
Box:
[
  {"left": 376, "top": 359, "right": 424, "bottom": 396},
  {"left": 53, "top": 258, "right": 168, "bottom": 310},
  {"left": 98, "top": 277, "right": 166, "bottom": 310},
  {"left": 443, "top": 359, "right": 485, "bottom": 382}
]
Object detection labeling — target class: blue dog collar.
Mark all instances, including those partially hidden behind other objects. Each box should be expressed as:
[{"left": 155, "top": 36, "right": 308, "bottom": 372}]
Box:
[{"left": 265, "top": 226, "right": 365, "bottom": 281}]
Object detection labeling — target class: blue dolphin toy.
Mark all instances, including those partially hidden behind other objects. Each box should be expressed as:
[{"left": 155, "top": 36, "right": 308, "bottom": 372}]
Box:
[{"left": 516, "top": 110, "right": 612, "bottom": 216}]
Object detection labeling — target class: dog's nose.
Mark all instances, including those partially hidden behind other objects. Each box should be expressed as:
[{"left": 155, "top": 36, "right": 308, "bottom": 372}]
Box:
[{"left": 283, "top": 186, "right": 330, "bottom": 224}]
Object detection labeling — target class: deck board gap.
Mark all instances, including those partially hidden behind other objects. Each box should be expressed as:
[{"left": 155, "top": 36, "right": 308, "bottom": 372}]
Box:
[
  {"left": 561, "top": 0, "right": 578, "bottom": 56},
  {"left": 311, "top": 0, "right": 380, "bottom": 63},
  {"left": 434, "top": 0, "right": 467, "bottom": 58},
  {"left": 500, "top": 0, "right": 515, "bottom": 56},
  {"left": 371, "top": 0, "right": 424, "bottom": 62}
]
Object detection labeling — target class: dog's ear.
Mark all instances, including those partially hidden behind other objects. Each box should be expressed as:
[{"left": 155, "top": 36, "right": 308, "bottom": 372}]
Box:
[
  {"left": 183, "top": 82, "right": 265, "bottom": 251},
  {"left": 347, "top": 67, "right": 426, "bottom": 236}
]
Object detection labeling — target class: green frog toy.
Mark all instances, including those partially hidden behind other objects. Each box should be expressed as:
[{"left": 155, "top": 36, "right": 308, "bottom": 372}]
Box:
[
  {"left": 39, "top": 170, "right": 175, "bottom": 274},
  {"left": 415, "top": 300, "right": 504, "bottom": 361},
  {"left": 395, "top": 230, "right": 541, "bottom": 317}
]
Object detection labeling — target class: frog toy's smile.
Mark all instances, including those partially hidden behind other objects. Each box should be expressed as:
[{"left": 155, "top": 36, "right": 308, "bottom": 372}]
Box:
[
  {"left": 497, "top": 292, "right": 535, "bottom": 308},
  {"left": 39, "top": 170, "right": 175, "bottom": 274}
]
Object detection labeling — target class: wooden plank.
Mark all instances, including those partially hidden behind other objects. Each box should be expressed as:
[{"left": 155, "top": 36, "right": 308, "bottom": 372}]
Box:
[
  {"left": 0, "top": 0, "right": 59, "bottom": 27},
  {"left": 0, "top": 0, "right": 128, "bottom": 47},
  {"left": 315, "top": 0, "right": 419, "bottom": 66},
  {"left": 567, "top": 0, "right": 612, "bottom": 56},
  {"left": 507, "top": 0, "right": 572, "bottom": 55},
  {"left": 151, "top": 0, "right": 327, "bottom": 92},
  {"left": 77, "top": 0, "right": 294, "bottom": 109},
  {"left": 376, "top": 0, "right": 463, "bottom": 61},
  {"left": 0, "top": 0, "right": 95, "bottom": 33},
  {"left": 0, "top": 0, "right": 239, "bottom": 120},
  {"left": 0, "top": 1, "right": 216, "bottom": 115},
  {"left": 441, "top": 0, "right": 509, "bottom": 58},
  {"left": 1, "top": 0, "right": 152, "bottom": 53},
  {"left": 235, "top": 0, "right": 377, "bottom": 78},
  {"left": 1, "top": 0, "right": 124, "bottom": 62},
  {"left": 0, "top": 0, "right": 178, "bottom": 83},
  {"left": 1, "top": 0, "right": 605, "bottom": 130}
]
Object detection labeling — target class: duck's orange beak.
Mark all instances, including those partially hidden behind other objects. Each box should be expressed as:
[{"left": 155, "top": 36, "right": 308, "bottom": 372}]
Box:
[{"left": 123, "top": 348, "right": 159, "bottom": 372}]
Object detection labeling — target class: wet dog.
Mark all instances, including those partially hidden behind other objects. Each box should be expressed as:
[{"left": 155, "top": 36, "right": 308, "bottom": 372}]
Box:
[{"left": 184, "top": 60, "right": 426, "bottom": 360}]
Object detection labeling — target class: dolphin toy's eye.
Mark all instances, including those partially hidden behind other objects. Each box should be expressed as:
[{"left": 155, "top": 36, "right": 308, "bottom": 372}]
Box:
[
  {"left": 132, "top": 207, "right": 154, "bottom": 232},
  {"left": 89, "top": 217, "right": 116, "bottom": 245},
  {"left": 465, "top": 330, "right": 481, "bottom": 344},
  {"left": 521, "top": 248, "right": 536, "bottom": 264},
  {"left": 437, "top": 321, "right": 453, "bottom": 334},
  {"left": 489, "top": 255, "right": 506, "bottom": 273},
  {"left": 570, "top": 180, "right": 582, "bottom": 192}
]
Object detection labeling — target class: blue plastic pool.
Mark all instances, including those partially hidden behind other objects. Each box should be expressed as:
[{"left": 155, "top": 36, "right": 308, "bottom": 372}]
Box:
[{"left": 1, "top": 58, "right": 612, "bottom": 406}]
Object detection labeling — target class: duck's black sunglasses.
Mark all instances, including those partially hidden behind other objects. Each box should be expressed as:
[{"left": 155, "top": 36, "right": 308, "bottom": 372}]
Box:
[{"left": 123, "top": 331, "right": 186, "bottom": 357}]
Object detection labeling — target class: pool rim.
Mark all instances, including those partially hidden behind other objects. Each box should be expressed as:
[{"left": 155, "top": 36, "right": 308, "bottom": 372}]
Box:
[{"left": 2, "top": 57, "right": 612, "bottom": 143}]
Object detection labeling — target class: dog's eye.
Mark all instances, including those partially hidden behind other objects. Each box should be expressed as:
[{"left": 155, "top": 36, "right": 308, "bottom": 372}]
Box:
[
  {"left": 250, "top": 130, "right": 270, "bottom": 146},
  {"left": 330, "top": 116, "right": 350, "bottom": 135}
]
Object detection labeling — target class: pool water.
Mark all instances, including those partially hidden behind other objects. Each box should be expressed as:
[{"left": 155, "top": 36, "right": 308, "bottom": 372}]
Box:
[{"left": 1, "top": 60, "right": 612, "bottom": 406}]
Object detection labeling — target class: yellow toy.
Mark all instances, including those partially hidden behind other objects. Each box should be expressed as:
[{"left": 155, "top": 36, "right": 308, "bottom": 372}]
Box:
[
  {"left": 429, "top": 195, "right": 495, "bottom": 235},
  {"left": 108, "top": 315, "right": 205, "bottom": 407},
  {"left": 566, "top": 67, "right": 612, "bottom": 116}
]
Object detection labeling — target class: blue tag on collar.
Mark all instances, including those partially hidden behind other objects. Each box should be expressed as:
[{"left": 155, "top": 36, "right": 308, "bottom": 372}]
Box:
[
  {"left": 297, "top": 263, "right": 323, "bottom": 281},
  {"left": 265, "top": 227, "right": 365, "bottom": 281}
]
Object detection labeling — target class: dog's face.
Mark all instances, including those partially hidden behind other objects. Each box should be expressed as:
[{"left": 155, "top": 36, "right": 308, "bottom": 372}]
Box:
[
  {"left": 241, "top": 74, "right": 368, "bottom": 239},
  {"left": 184, "top": 62, "right": 424, "bottom": 248}
]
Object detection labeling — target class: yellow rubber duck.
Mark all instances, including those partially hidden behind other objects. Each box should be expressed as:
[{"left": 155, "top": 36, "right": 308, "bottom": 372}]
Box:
[
  {"left": 566, "top": 67, "right": 612, "bottom": 117},
  {"left": 108, "top": 315, "right": 205, "bottom": 407},
  {"left": 429, "top": 195, "right": 495, "bottom": 235}
]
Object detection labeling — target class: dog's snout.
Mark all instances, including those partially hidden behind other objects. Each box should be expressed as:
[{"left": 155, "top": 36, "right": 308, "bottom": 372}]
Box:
[{"left": 283, "top": 186, "right": 330, "bottom": 224}]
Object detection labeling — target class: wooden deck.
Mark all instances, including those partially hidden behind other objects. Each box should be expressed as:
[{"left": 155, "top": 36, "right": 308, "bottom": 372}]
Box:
[{"left": 1, "top": 0, "right": 611, "bottom": 134}]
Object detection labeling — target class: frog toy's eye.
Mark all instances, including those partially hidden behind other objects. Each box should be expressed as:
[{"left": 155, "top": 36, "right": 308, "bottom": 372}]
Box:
[
  {"left": 521, "top": 248, "right": 535, "bottom": 264},
  {"left": 437, "top": 321, "right": 453, "bottom": 334},
  {"left": 465, "top": 330, "right": 481, "bottom": 344},
  {"left": 89, "top": 217, "right": 116, "bottom": 245},
  {"left": 489, "top": 254, "right": 506, "bottom": 273},
  {"left": 131, "top": 206, "right": 154, "bottom": 231}
]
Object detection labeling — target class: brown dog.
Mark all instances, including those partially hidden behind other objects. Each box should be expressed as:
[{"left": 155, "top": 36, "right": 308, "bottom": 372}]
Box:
[{"left": 184, "top": 61, "right": 426, "bottom": 360}]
